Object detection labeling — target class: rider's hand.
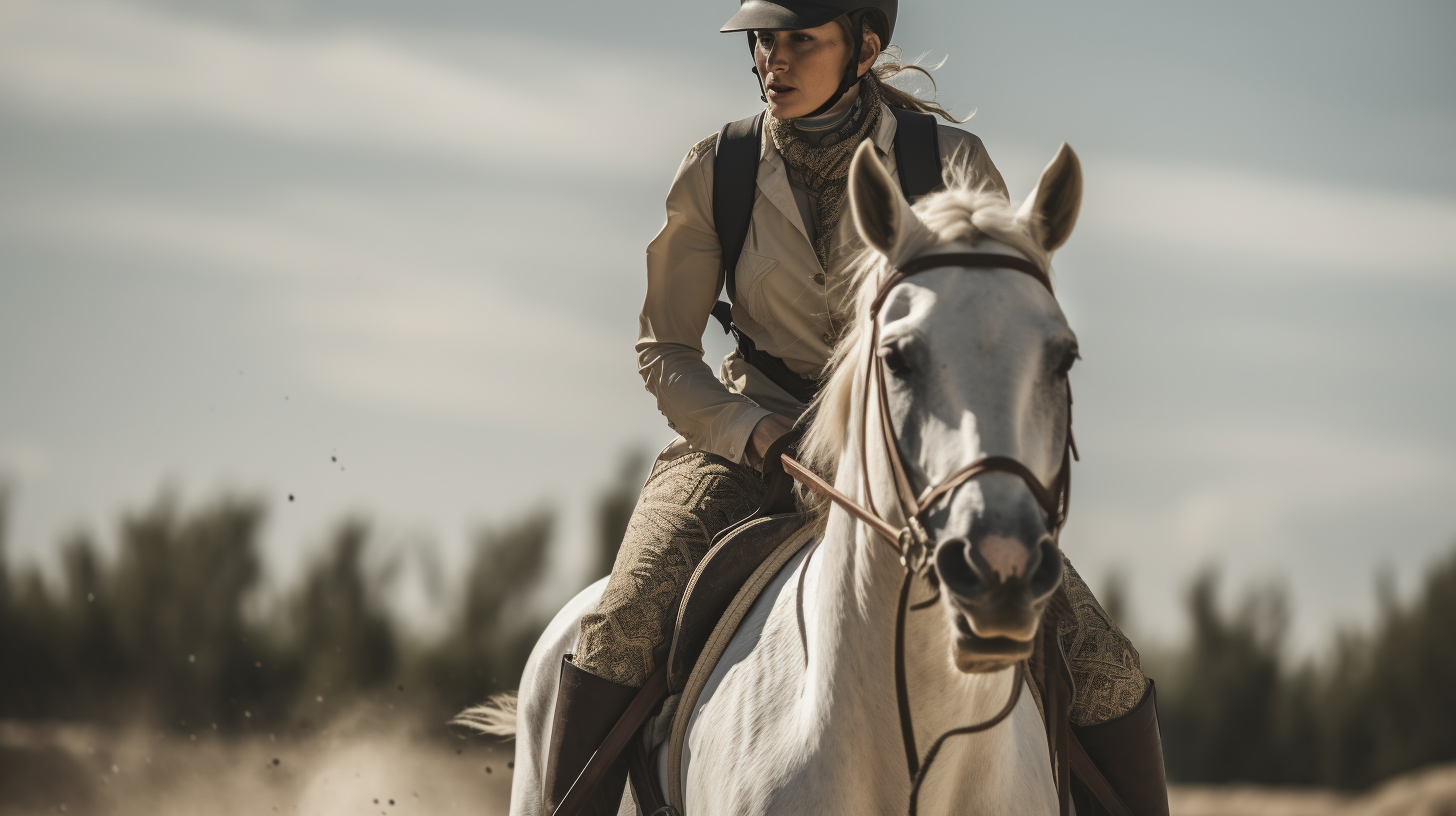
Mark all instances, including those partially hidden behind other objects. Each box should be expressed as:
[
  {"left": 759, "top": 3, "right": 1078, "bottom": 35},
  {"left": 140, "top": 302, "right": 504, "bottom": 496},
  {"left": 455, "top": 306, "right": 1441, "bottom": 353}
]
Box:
[{"left": 746, "top": 413, "right": 795, "bottom": 470}]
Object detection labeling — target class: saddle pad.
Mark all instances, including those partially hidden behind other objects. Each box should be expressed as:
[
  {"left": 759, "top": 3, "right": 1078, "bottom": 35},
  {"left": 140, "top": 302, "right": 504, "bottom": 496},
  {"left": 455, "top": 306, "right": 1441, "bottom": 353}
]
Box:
[
  {"left": 665, "top": 522, "right": 821, "bottom": 810},
  {"left": 668, "top": 512, "right": 807, "bottom": 692}
]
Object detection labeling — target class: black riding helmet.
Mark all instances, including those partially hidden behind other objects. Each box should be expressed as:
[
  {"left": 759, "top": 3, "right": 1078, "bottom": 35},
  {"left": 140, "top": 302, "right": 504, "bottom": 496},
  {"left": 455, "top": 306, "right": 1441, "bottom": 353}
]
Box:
[{"left": 722, "top": 0, "right": 898, "bottom": 118}]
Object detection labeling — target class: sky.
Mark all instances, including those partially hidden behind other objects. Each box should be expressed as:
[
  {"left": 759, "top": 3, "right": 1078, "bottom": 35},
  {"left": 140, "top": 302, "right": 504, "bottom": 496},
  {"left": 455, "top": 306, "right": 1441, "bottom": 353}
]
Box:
[{"left": 1, "top": 0, "right": 1453, "bottom": 651}]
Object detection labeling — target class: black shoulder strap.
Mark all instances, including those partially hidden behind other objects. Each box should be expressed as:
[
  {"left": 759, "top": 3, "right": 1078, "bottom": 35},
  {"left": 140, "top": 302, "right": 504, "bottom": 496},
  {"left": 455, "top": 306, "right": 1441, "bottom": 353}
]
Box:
[
  {"left": 889, "top": 106, "right": 944, "bottom": 202},
  {"left": 703, "top": 107, "right": 946, "bottom": 406},
  {"left": 712, "top": 111, "right": 765, "bottom": 304}
]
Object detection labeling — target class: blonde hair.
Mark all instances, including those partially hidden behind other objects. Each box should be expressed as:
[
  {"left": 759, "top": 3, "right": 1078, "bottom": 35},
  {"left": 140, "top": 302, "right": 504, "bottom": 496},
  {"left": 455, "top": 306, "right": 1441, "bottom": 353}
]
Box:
[{"left": 835, "top": 16, "right": 963, "bottom": 122}]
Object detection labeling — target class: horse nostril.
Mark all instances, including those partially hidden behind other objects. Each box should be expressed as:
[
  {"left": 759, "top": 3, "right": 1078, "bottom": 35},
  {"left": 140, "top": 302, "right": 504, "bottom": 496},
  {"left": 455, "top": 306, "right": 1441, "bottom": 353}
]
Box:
[
  {"left": 1027, "top": 538, "right": 1063, "bottom": 600},
  {"left": 935, "top": 537, "right": 983, "bottom": 601}
]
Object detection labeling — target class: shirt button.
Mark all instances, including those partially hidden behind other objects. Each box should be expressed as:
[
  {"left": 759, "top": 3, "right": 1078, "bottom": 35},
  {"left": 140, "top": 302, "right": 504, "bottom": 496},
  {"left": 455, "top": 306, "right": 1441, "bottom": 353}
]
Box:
[{"left": 813, "top": 272, "right": 825, "bottom": 285}]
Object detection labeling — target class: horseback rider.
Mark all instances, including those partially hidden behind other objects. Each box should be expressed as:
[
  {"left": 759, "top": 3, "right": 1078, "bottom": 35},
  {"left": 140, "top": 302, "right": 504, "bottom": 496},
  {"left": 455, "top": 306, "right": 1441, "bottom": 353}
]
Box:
[{"left": 544, "top": 2, "right": 1167, "bottom": 814}]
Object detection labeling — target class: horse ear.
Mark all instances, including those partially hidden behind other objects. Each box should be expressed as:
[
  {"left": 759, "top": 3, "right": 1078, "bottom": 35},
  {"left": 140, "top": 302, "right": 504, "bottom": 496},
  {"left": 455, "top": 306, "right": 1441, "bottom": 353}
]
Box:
[
  {"left": 850, "top": 140, "right": 923, "bottom": 259},
  {"left": 1017, "top": 143, "right": 1082, "bottom": 252}
]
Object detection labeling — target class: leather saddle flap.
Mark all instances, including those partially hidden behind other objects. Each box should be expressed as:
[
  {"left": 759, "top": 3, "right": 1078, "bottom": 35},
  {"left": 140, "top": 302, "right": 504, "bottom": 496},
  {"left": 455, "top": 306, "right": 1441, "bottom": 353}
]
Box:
[{"left": 667, "top": 512, "right": 806, "bottom": 692}]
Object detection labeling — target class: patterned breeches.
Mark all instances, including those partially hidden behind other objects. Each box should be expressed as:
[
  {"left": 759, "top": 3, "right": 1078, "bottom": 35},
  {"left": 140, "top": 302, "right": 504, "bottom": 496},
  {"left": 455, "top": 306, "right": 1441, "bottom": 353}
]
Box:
[
  {"left": 574, "top": 451, "right": 1147, "bottom": 725},
  {"left": 575, "top": 452, "right": 766, "bottom": 689}
]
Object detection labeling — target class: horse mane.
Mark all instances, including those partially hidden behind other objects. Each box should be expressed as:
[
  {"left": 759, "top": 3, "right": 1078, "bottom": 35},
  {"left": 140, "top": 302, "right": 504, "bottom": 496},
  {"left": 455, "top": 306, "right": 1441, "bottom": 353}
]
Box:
[{"left": 796, "top": 162, "right": 1050, "bottom": 518}]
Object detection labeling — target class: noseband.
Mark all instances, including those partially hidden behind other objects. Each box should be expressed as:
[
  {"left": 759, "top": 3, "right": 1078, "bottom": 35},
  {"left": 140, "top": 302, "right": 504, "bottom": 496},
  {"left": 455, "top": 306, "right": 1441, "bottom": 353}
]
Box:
[{"left": 780, "top": 251, "right": 1077, "bottom": 815}]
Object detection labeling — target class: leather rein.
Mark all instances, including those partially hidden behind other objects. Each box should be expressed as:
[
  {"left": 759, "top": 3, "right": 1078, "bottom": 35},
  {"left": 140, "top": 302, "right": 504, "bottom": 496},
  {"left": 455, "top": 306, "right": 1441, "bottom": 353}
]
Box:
[{"left": 780, "top": 252, "right": 1078, "bottom": 814}]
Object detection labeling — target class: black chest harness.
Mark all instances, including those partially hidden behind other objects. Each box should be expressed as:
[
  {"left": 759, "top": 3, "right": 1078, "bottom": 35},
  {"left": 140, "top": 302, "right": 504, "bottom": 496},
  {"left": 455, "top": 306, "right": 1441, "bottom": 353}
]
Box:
[{"left": 709, "top": 106, "right": 947, "bottom": 404}]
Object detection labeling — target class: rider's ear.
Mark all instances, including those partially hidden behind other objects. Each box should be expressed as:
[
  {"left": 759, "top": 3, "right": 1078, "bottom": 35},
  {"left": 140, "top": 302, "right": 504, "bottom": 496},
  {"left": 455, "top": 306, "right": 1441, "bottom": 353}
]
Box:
[
  {"left": 1017, "top": 142, "right": 1082, "bottom": 252},
  {"left": 850, "top": 140, "right": 929, "bottom": 261}
]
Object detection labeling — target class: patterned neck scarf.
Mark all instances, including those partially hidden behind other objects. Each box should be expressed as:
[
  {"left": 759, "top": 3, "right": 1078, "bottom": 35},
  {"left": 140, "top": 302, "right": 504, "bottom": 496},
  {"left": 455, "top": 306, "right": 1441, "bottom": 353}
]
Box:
[{"left": 768, "top": 76, "right": 883, "bottom": 269}]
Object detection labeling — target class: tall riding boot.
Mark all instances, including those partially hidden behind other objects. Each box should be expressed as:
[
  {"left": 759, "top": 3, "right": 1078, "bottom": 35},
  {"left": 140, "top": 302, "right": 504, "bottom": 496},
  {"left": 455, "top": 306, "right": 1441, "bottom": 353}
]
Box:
[
  {"left": 1072, "top": 680, "right": 1171, "bottom": 816},
  {"left": 543, "top": 656, "right": 638, "bottom": 816}
]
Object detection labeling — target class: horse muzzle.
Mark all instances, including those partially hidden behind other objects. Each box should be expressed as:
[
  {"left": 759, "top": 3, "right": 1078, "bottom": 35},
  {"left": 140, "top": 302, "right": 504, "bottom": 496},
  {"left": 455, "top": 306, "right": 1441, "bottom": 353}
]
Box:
[{"left": 935, "top": 531, "right": 1063, "bottom": 673}]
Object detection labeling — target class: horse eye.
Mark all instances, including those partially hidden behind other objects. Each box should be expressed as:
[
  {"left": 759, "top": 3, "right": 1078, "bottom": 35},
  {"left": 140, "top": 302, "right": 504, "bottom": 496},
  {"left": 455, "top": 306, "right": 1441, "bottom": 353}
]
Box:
[
  {"left": 1056, "top": 347, "right": 1080, "bottom": 377},
  {"left": 878, "top": 345, "right": 911, "bottom": 377}
]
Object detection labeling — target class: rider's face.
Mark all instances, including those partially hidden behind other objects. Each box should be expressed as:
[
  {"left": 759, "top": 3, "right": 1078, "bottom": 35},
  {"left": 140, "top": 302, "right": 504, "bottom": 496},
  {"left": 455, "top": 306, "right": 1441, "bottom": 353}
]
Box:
[{"left": 754, "top": 22, "right": 879, "bottom": 119}]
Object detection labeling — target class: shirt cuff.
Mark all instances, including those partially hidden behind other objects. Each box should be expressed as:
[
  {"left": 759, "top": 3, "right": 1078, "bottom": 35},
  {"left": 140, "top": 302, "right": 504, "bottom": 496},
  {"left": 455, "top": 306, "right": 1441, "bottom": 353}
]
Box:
[{"left": 718, "top": 403, "right": 774, "bottom": 465}]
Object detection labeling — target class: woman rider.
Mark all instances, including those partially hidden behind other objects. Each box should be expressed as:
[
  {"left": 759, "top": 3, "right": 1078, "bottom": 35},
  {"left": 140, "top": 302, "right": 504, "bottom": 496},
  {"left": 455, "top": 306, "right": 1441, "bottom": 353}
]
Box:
[{"left": 545, "top": 2, "right": 1165, "bottom": 813}]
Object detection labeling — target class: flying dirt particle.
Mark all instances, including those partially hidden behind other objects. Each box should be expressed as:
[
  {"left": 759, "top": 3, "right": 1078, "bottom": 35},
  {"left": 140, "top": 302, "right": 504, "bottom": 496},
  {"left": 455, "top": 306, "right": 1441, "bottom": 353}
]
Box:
[
  {"left": 111, "top": 765, "right": 119, "bottom": 774},
  {"left": 188, "top": 655, "right": 196, "bottom": 663},
  {"left": 373, "top": 800, "right": 378, "bottom": 805},
  {"left": 245, "top": 711, "right": 252, "bottom": 718},
  {"left": 211, "top": 724, "right": 217, "bottom": 730},
  {"left": 455, "top": 749, "right": 462, "bottom": 756},
  {"left": 389, "top": 800, "right": 395, "bottom": 806},
  {"left": 289, "top": 494, "right": 295, "bottom": 502},
  {"left": 272, "top": 758, "right": 280, "bottom": 766},
  {"left": 256, "top": 661, "right": 263, "bottom": 668},
  {"left": 507, "top": 761, "right": 514, "bottom": 769},
  {"left": 316, "top": 696, "right": 324, "bottom": 703},
  {"left": 189, "top": 735, "right": 196, "bottom": 742},
  {"left": 397, "top": 684, "right": 404, "bottom": 692},
  {"left": 87, "top": 593, "right": 94, "bottom": 602},
  {"left": 485, "top": 766, "right": 492, "bottom": 774},
  {"left": 331, "top": 456, "right": 337, "bottom": 462},
  {"left": 58, "top": 805, "right": 66, "bottom": 813}
]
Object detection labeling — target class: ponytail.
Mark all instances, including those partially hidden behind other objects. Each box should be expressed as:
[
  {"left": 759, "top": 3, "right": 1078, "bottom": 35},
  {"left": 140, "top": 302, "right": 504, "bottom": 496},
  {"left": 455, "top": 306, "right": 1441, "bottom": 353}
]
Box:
[{"left": 835, "top": 16, "right": 964, "bottom": 123}]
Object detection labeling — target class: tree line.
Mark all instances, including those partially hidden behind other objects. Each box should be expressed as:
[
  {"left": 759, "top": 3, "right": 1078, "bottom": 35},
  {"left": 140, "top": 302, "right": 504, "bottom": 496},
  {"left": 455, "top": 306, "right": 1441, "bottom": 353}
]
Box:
[
  {"left": 0, "top": 461, "right": 1453, "bottom": 789},
  {"left": 1146, "top": 550, "right": 1456, "bottom": 789},
  {"left": 0, "top": 452, "right": 645, "bottom": 736}
]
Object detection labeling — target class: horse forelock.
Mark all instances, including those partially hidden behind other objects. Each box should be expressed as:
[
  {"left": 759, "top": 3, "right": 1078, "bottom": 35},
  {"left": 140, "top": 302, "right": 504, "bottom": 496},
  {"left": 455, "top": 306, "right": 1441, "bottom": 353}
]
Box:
[{"left": 798, "top": 172, "right": 1048, "bottom": 519}]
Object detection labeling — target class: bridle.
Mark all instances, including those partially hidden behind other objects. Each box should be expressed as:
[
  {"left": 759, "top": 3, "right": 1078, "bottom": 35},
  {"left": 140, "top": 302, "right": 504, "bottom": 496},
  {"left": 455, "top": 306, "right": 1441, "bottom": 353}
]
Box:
[{"left": 780, "top": 251, "right": 1078, "bottom": 814}]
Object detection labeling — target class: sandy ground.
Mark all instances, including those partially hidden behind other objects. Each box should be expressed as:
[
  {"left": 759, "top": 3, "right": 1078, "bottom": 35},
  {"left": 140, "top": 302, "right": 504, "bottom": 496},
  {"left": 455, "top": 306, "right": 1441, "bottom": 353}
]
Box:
[
  {"left": 0, "top": 712, "right": 512, "bottom": 816},
  {"left": 3, "top": 715, "right": 1455, "bottom": 816},
  {"left": 1171, "top": 764, "right": 1456, "bottom": 816}
]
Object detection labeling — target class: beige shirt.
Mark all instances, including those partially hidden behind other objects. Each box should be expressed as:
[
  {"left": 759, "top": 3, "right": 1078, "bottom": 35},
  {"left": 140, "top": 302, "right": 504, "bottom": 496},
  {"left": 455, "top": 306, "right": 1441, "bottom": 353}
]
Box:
[{"left": 638, "top": 103, "right": 1008, "bottom": 464}]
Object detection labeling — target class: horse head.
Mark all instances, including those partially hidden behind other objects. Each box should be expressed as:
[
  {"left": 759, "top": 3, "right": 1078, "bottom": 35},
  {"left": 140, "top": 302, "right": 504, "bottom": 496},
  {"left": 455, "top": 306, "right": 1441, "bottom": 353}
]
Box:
[{"left": 827, "top": 139, "right": 1084, "bottom": 674}]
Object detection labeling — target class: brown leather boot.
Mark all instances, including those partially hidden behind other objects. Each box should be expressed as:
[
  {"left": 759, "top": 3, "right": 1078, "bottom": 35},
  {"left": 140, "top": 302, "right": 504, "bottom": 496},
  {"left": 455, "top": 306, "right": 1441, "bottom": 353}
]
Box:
[
  {"left": 1072, "top": 680, "right": 1170, "bottom": 816},
  {"left": 543, "top": 656, "right": 638, "bottom": 816}
]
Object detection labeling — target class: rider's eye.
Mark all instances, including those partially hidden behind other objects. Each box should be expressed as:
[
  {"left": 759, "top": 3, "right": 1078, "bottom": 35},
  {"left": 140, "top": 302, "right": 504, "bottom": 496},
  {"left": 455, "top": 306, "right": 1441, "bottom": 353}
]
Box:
[{"left": 878, "top": 345, "right": 911, "bottom": 377}]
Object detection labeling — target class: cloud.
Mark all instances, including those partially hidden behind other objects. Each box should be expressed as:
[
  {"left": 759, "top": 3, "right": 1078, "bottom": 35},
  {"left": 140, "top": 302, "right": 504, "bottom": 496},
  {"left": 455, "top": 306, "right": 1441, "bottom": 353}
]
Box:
[
  {"left": 0, "top": 0, "right": 722, "bottom": 175},
  {"left": 1073, "top": 420, "right": 1451, "bottom": 573},
  {"left": 11, "top": 192, "right": 648, "bottom": 430},
  {"left": 0, "top": 439, "right": 53, "bottom": 481},
  {"left": 1080, "top": 158, "right": 1456, "bottom": 275}
]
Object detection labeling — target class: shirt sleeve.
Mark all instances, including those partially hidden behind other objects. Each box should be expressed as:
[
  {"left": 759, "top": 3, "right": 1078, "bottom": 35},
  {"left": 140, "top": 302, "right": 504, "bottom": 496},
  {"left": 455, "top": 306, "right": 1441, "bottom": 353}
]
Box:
[{"left": 636, "top": 137, "right": 773, "bottom": 464}]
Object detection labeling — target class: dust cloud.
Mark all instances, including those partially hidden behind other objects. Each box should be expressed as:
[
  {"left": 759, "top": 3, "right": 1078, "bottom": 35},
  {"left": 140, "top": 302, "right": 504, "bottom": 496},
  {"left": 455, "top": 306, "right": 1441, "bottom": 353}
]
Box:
[
  {"left": 0, "top": 709, "right": 512, "bottom": 816},
  {"left": 5, "top": 710, "right": 1456, "bottom": 816}
]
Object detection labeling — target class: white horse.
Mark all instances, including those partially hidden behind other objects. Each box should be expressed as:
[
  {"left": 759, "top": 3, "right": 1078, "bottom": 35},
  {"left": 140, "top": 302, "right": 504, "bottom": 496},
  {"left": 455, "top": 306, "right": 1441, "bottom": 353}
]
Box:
[{"left": 469, "top": 139, "right": 1086, "bottom": 816}]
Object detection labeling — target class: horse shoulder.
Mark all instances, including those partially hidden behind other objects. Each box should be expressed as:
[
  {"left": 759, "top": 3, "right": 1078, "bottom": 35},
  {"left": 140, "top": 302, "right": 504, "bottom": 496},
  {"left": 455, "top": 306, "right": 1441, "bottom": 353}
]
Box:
[{"left": 682, "top": 544, "right": 825, "bottom": 815}]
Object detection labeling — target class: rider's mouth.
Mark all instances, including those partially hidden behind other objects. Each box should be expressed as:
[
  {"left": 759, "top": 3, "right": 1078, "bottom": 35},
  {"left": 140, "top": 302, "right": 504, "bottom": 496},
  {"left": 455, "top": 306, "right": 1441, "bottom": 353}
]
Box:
[
  {"left": 950, "top": 613, "right": 1035, "bottom": 673},
  {"left": 766, "top": 82, "right": 796, "bottom": 98}
]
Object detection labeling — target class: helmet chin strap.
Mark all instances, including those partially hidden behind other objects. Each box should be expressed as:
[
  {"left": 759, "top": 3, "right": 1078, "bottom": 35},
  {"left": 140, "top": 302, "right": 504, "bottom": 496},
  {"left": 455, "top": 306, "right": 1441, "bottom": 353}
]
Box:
[
  {"left": 749, "top": 11, "right": 872, "bottom": 119},
  {"left": 748, "top": 32, "right": 768, "bottom": 103}
]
